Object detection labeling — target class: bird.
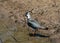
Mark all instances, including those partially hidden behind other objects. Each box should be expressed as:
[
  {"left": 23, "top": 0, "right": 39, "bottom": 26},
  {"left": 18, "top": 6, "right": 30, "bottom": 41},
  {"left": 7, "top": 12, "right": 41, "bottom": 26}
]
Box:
[{"left": 25, "top": 11, "right": 48, "bottom": 36}]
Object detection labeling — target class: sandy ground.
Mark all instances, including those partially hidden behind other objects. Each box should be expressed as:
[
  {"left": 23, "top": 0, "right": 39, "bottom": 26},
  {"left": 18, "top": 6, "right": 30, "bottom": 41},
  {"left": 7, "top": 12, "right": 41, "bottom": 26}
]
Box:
[{"left": 0, "top": 0, "right": 60, "bottom": 43}]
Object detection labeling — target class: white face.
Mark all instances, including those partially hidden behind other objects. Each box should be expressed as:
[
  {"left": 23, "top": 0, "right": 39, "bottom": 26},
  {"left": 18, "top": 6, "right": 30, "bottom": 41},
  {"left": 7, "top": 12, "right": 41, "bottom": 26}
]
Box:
[{"left": 25, "top": 12, "right": 31, "bottom": 19}]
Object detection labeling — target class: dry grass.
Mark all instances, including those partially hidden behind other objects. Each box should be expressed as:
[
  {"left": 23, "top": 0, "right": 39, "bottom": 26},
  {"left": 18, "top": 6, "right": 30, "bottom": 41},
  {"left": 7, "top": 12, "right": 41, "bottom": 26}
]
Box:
[{"left": 0, "top": 0, "right": 60, "bottom": 43}]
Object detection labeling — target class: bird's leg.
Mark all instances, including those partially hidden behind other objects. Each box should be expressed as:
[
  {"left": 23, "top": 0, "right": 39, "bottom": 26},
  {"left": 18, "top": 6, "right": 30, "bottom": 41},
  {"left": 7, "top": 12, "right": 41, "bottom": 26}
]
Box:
[
  {"left": 35, "top": 28, "right": 38, "bottom": 33},
  {"left": 32, "top": 30, "right": 35, "bottom": 36},
  {"left": 32, "top": 29, "right": 38, "bottom": 36},
  {"left": 34, "top": 30, "right": 36, "bottom": 35}
]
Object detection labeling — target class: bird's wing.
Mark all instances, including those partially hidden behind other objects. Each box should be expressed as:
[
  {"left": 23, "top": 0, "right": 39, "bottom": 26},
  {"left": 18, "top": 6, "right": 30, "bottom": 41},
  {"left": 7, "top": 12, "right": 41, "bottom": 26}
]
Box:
[
  {"left": 28, "top": 19, "right": 40, "bottom": 27},
  {"left": 28, "top": 19, "right": 39, "bottom": 24},
  {"left": 28, "top": 19, "right": 46, "bottom": 29}
]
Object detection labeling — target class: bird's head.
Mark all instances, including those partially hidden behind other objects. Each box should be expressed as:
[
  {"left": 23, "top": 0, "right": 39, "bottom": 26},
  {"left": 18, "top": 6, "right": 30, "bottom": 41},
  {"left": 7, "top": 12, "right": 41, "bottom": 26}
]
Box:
[{"left": 25, "top": 11, "right": 31, "bottom": 19}]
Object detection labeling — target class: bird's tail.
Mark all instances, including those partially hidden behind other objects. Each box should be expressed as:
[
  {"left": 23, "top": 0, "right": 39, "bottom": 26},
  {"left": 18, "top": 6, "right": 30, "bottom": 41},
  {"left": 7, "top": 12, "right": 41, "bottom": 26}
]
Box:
[{"left": 39, "top": 26, "right": 48, "bottom": 30}]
